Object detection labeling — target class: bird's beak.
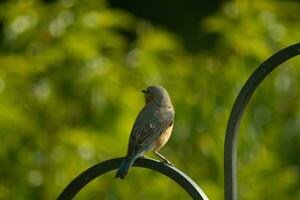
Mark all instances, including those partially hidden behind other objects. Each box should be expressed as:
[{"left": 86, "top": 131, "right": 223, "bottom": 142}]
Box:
[{"left": 142, "top": 89, "right": 147, "bottom": 94}]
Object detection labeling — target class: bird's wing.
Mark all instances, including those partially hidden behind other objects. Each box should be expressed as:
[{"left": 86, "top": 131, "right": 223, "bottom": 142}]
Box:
[{"left": 126, "top": 107, "right": 174, "bottom": 158}]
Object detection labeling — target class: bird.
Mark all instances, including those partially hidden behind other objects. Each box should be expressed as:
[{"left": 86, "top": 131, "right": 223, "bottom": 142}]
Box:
[{"left": 115, "top": 85, "right": 175, "bottom": 179}]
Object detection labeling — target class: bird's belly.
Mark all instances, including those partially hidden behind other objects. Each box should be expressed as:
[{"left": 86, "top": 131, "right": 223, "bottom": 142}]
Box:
[{"left": 154, "top": 124, "right": 173, "bottom": 151}]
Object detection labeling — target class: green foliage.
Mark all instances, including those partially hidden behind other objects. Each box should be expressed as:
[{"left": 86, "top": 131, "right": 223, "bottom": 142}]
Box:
[{"left": 0, "top": 0, "right": 300, "bottom": 199}]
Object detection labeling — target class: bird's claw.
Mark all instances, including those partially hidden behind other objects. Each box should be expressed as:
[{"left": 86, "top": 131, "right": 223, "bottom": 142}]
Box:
[
  {"left": 161, "top": 160, "right": 174, "bottom": 166},
  {"left": 139, "top": 155, "right": 149, "bottom": 159}
]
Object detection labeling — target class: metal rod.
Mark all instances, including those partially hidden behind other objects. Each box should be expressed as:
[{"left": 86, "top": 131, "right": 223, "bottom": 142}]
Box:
[
  {"left": 224, "top": 43, "right": 300, "bottom": 200},
  {"left": 57, "top": 157, "right": 209, "bottom": 200}
]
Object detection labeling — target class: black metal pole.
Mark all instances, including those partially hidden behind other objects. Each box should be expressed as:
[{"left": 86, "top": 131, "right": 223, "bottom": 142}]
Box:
[
  {"left": 57, "top": 157, "right": 209, "bottom": 200},
  {"left": 224, "top": 43, "right": 300, "bottom": 200}
]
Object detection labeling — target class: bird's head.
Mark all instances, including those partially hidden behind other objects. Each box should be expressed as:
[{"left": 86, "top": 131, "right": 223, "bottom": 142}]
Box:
[{"left": 142, "top": 85, "right": 172, "bottom": 106}]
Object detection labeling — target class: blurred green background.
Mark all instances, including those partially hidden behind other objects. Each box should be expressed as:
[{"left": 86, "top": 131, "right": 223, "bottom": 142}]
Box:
[{"left": 0, "top": 0, "right": 300, "bottom": 199}]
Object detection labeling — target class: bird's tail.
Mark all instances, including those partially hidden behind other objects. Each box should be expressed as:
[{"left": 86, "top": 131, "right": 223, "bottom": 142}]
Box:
[{"left": 115, "top": 157, "right": 135, "bottom": 179}]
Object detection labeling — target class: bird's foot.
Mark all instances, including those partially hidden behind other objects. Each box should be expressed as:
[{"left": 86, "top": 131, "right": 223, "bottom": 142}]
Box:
[
  {"left": 155, "top": 151, "right": 174, "bottom": 166},
  {"left": 139, "top": 155, "right": 148, "bottom": 159},
  {"left": 161, "top": 159, "right": 174, "bottom": 166}
]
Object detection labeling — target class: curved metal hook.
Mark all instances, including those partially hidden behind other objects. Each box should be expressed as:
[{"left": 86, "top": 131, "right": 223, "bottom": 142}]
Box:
[
  {"left": 57, "top": 157, "right": 209, "bottom": 200},
  {"left": 224, "top": 43, "right": 300, "bottom": 200}
]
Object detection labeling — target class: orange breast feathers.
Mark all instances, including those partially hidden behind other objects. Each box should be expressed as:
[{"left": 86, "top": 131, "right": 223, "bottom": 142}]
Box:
[{"left": 154, "top": 124, "right": 173, "bottom": 151}]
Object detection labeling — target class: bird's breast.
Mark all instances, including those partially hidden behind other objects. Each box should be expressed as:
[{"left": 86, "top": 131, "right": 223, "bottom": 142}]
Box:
[{"left": 154, "top": 124, "right": 173, "bottom": 151}]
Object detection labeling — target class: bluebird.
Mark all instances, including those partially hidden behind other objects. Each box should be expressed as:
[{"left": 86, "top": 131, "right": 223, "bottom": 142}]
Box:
[{"left": 115, "top": 85, "right": 175, "bottom": 179}]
